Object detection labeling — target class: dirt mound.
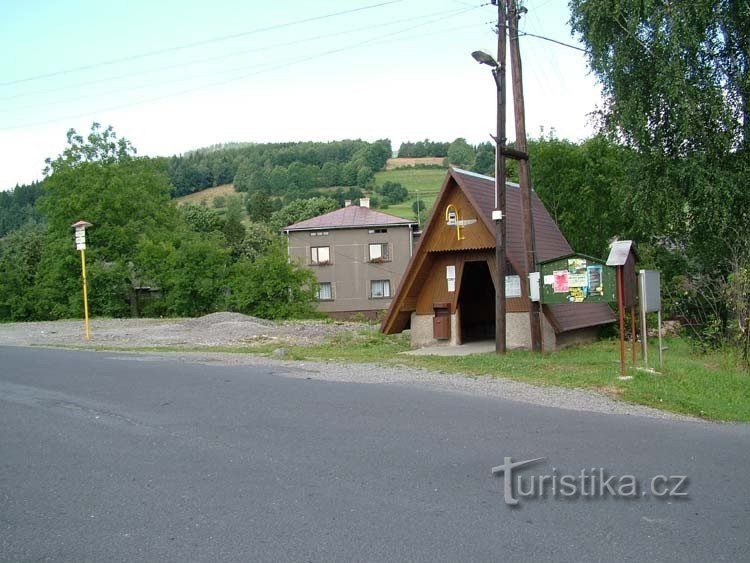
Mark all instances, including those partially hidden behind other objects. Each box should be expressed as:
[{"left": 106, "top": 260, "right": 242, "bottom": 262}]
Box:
[{"left": 184, "top": 312, "right": 275, "bottom": 330}]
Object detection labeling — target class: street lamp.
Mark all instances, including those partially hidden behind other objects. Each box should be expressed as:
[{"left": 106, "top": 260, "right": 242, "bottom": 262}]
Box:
[
  {"left": 71, "top": 220, "right": 92, "bottom": 340},
  {"left": 472, "top": 43, "right": 507, "bottom": 354}
]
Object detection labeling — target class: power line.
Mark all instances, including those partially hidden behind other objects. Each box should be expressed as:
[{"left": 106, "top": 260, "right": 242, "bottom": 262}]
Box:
[
  {"left": 1, "top": 6, "right": 474, "bottom": 104},
  {"left": 0, "top": 13, "right": 488, "bottom": 131},
  {"left": 0, "top": 0, "right": 405, "bottom": 87}
]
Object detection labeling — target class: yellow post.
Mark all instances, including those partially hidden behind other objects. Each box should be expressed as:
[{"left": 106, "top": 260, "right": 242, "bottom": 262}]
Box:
[{"left": 80, "top": 248, "right": 90, "bottom": 340}]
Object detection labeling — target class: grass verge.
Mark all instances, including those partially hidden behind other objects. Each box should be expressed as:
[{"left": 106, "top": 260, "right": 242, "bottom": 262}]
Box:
[
  {"left": 279, "top": 331, "right": 750, "bottom": 423},
  {"left": 46, "top": 329, "right": 749, "bottom": 422}
]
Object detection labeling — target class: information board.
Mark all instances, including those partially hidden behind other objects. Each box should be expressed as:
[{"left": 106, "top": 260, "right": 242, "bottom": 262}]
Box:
[{"left": 539, "top": 255, "right": 617, "bottom": 304}]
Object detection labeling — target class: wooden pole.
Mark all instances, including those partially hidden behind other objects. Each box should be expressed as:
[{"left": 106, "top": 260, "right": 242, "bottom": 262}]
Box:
[
  {"left": 617, "top": 266, "right": 626, "bottom": 377},
  {"left": 492, "top": 0, "right": 508, "bottom": 355},
  {"left": 630, "top": 304, "right": 637, "bottom": 365},
  {"left": 508, "top": 0, "right": 541, "bottom": 352}
]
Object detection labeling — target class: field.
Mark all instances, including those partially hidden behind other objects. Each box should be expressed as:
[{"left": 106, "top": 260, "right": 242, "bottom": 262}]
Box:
[
  {"left": 171, "top": 168, "right": 450, "bottom": 224},
  {"left": 373, "top": 167, "right": 447, "bottom": 221},
  {"left": 175, "top": 184, "right": 238, "bottom": 207},
  {"left": 385, "top": 157, "right": 444, "bottom": 170}
]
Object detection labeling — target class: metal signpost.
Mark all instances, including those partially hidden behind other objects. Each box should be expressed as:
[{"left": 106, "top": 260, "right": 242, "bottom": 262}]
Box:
[
  {"left": 639, "top": 270, "right": 663, "bottom": 370},
  {"left": 71, "top": 220, "right": 92, "bottom": 340}
]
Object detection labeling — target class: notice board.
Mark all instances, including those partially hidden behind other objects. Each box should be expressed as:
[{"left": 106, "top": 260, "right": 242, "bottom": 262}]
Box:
[{"left": 539, "top": 254, "right": 617, "bottom": 304}]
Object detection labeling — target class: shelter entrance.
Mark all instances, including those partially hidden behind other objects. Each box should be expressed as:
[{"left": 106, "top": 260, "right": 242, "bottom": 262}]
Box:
[{"left": 457, "top": 260, "right": 495, "bottom": 342}]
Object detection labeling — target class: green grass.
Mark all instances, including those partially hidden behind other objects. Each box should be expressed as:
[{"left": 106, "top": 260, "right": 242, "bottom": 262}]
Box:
[
  {"left": 373, "top": 168, "right": 447, "bottom": 220},
  {"left": 46, "top": 328, "right": 750, "bottom": 422},
  {"left": 271, "top": 332, "right": 750, "bottom": 423}
]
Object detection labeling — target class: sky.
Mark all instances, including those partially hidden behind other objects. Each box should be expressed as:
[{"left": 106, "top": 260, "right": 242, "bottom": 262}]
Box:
[{"left": 0, "top": 0, "right": 601, "bottom": 190}]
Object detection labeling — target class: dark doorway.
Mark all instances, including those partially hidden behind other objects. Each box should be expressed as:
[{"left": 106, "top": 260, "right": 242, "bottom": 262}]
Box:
[{"left": 457, "top": 261, "right": 495, "bottom": 342}]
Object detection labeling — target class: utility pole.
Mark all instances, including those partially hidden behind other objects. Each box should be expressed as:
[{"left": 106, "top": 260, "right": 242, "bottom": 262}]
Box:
[
  {"left": 492, "top": 0, "right": 508, "bottom": 354},
  {"left": 508, "top": 0, "right": 542, "bottom": 352}
]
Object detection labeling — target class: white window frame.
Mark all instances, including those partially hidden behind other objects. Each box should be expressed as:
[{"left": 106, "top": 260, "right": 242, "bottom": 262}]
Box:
[
  {"left": 368, "top": 242, "right": 390, "bottom": 262},
  {"left": 311, "top": 246, "right": 331, "bottom": 265},
  {"left": 371, "top": 279, "right": 391, "bottom": 299},
  {"left": 317, "top": 282, "right": 333, "bottom": 301}
]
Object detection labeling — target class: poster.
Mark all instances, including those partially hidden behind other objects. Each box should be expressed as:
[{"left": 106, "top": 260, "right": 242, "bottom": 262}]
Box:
[
  {"left": 553, "top": 270, "right": 569, "bottom": 293},
  {"left": 567, "top": 273, "right": 588, "bottom": 287},
  {"left": 587, "top": 265, "right": 603, "bottom": 296},
  {"left": 505, "top": 275, "right": 522, "bottom": 298},
  {"left": 568, "top": 258, "right": 587, "bottom": 274}
]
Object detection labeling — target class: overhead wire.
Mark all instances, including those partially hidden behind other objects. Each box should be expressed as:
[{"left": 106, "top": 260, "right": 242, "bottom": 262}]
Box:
[
  {"left": 0, "top": 0, "right": 406, "bottom": 87},
  {"left": 1, "top": 5, "right": 476, "bottom": 103},
  {"left": 1, "top": 6, "right": 488, "bottom": 130}
]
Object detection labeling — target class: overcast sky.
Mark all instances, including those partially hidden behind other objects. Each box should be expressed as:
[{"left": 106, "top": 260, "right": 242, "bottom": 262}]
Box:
[{"left": 0, "top": 0, "right": 600, "bottom": 190}]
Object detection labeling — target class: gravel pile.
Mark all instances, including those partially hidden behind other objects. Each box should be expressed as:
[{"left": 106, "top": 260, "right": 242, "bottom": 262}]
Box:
[{"left": 0, "top": 314, "right": 364, "bottom": 348}]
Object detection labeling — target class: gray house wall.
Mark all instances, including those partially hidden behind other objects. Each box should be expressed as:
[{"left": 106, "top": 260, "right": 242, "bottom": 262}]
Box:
[{"left": 287, "top": 225, "right": 414, "bottom": 317}]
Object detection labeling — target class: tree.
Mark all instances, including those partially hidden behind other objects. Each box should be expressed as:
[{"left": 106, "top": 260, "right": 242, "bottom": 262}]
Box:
[
  {"left": 181, "top": 204, "right": 223, "bottom": 233},
  {"left": 0, "top": 223, "right": 46, "bottom": 320},
  {"left": 226, "top": 241, "right": 318, "bottom": 319},
  {"left": 269, "top": 197, "right": 338, "bottom": 232},
  {"left": 447, "top": 138, "right": 475, "bottom": 168},
  {"left": 356, "top": 166, "right": 374, "bottom": 189},
  {"left": 571, "top": 0, "right": 750, "bottom": 359},
  {"left": 136, "top": 230, "right": 231, "bottom": 317},
  {"left": 233, "top": 159, "right": 254, "bottom": 192},
  {"left": 223, "top": 196, "right": 247, "bottom": 251},
  {"left": 377, "top": 181, "right": 409, "bottom": 205},
  {"left": 472, "top": 142, "right": 495, "bottom": 176},
  {"left": 569, "top": 0, "right": 750, "bottom": 266},
  {"left": 246, "top": 191, "right": 273, "bottom": 222},
  {"left": 35, "top": 124, "right": 180, "bottom": 318},
  {"left": 320, "top": 161, "right": 340, "bottom": 187}
]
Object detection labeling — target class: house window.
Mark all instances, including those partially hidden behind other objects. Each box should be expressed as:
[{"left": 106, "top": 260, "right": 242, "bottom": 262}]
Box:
[
  {"left": 311, "top": 246, "right": 331, "bottom": 265},
  {"left": 310, "top": 231, "right": 329, "bottom": 237},
  {"left": 368, "top": 243, "right": 390, "bottom": 262},
  {"left": 368, "top": 228, "right": 388, "bottom": 234},
  {"left": 371, "top": 280, "right": 391, "bottom": 298},
  {"left": 317, "top": 282, "right": 333, "bottom": 301}
]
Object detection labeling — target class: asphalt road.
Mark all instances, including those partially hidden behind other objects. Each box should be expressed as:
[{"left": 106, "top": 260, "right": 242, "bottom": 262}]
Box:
[{"left": 1, "top": 346, "right": 748, "bottom": 563}]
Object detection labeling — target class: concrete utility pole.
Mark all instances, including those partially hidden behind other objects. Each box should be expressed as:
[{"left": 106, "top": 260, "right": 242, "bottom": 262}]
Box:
[{"left": 508, "top": 0, "right": 542, "bottom": 352}]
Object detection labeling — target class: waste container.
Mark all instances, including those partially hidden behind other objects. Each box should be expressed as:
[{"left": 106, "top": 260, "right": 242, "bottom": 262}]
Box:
[{"left": 433, "top": 303, "right": 451, "bottom": 340}]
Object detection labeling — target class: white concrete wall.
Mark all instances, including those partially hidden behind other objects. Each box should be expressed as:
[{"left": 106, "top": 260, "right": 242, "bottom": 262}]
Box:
[
  {"left": 409, "top": 312, "right": 461, "bottom": 348},
  {"left": 409, "top": 310, "right": 563, "bottom": 351}
]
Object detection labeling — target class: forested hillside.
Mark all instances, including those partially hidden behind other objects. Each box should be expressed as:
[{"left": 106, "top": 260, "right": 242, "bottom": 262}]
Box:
[{"left": 162, "top": 139, "right": 392, "bottom": 198}]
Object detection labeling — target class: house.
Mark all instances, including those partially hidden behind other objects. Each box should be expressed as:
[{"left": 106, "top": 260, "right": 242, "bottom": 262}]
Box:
[
  {"left": 284, "top": 198, "right": 419, "bottom": 319},
  {"left": 381, "top": 168, "right": 615, "bottom": 350}
]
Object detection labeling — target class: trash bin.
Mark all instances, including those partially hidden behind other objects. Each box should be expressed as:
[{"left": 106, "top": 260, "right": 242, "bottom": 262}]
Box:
[{"left": 433, "top": 303, "right": 451, "bottom": 340}]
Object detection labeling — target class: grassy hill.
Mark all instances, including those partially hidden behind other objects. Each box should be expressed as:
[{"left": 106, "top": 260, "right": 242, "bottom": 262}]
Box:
[
  {"left": 372, "top": 167, "right": 447, "bottom": 222},
  {"left": 175, "top": 184, "right": 238, "bottom": 207},
  {"left": 172, "top": 167, "right": 450, "bottom": 226}
]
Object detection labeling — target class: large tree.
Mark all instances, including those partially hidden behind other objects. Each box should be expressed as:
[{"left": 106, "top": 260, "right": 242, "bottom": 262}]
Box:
[
  {"left": 570, "top": 0, "right": 750, "bottom": 355},
  {"left": 569, "top": 0, "right": 750, "bottom": 270},
  {"left": 35, "top": 124, "right": 180, "bottom": 318}
]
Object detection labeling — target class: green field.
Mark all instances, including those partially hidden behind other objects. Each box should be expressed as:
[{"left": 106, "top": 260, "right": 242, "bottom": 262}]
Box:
[{"left": 373, "top": 168, "right": 447, "bottom": 221}]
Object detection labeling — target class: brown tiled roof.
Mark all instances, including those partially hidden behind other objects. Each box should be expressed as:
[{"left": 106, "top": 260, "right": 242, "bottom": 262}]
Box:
[
  {"left": 284, "top": 205, "right": 417, "bottom": 231},
  {"left": 450, "top": 168, "right": 573, "bottom": 264},
  {"left": 382, "top": 168, "right": 615, "bottom": 335}
]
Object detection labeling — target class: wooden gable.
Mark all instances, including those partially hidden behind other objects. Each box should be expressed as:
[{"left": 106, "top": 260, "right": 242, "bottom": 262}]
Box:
[{"left": 421, "top": 182, "right": 495, "bottom": 252}]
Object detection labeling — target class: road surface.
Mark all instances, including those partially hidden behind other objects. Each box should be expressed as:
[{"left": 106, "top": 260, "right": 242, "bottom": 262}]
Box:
[{"left": 1, "top": 346, "right": 748, "bottom": 562}]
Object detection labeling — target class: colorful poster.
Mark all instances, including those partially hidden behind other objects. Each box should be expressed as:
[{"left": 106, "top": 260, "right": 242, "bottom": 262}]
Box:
[
  {"left": 569, "top": 287, "right": 586, "bottom": 302},
  {"left": 587, "top": 265, "right": 604, "bottom": 296},
  {"left": 553, "top": 270, "right": 569, "bottom": 293},
  {"left": 568, "top": 258, "right": 587, "bottom": 274},
  {"left": 567, "top": 273, "right": 588, "bottom": 287}
]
